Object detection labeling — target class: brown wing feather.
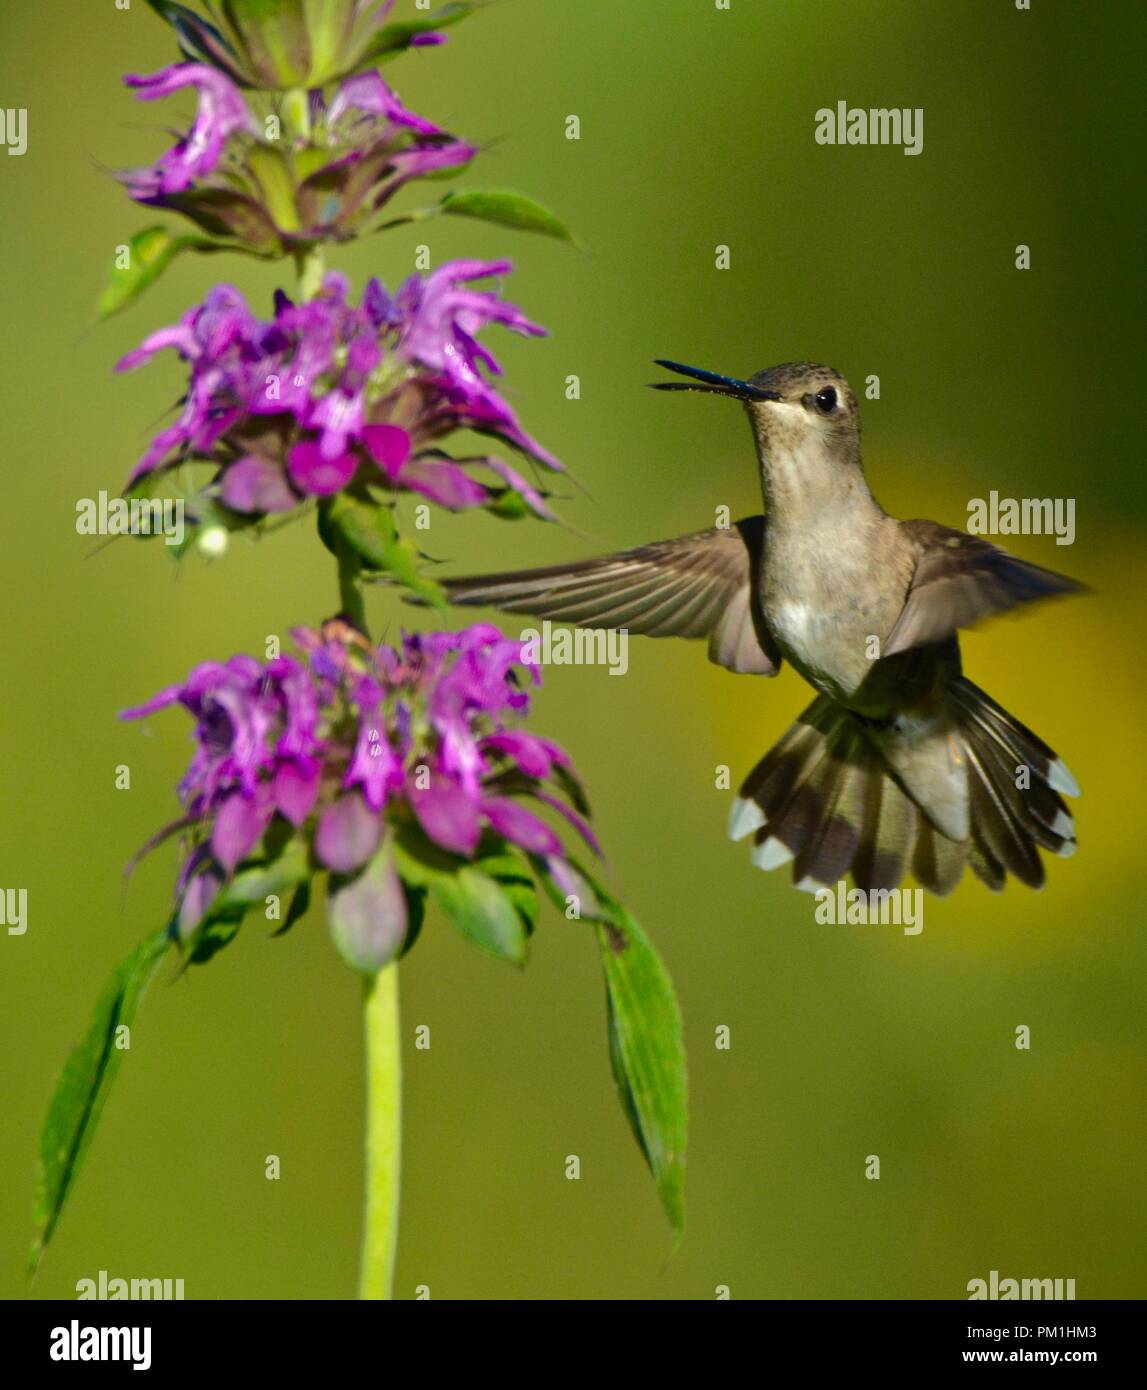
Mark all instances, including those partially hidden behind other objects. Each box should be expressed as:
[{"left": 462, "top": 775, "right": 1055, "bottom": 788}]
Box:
[
  {"left": 441, "top": 517, "right": 782, "bottom": 675},
  {"left": 884, "top": 520, "right": 1084, "bottom": 656}
]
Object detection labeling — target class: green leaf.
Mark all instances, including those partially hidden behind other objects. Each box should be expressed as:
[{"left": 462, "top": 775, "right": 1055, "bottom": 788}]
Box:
[
  {"left": 98, "top": 227, "right": 245, "bottom": 321},
  {"left": 393, "top": 832, "right": 528, "bottom": 965},
  {"left": 437, "top": 865, "right": 529, "bottom": 964},
  {"left": 99, "top": 227, "right": 272, "bottom": 321},
  {"left": 441, "top": 189, "right": 575, "bottom": 243},
  {"left": 326, "top": 493, "right": 448, "bottom": 612},
  {"left": 398, "top": 882, "right": 426, "bottom": 958},
  {"left": 185, "top": 910, "right": 245, "bottom": 964},
  {"left": 357, "top": 2, "right": 474, "bottom": 65},
  {"left": 486, "top": 487, "right": 530, "bottom": 520},
  {"left": 31, "top": 931, "right": 171, "bottom": 1273},
  {"left": 391, "top": 826, "right": 465, "bottom": 885},
  {"left": 370, "top": 532, "right": 448, "bottom": 612},
  {"left": 182, "top": 838, "right": 310, "bottom": 960},
  {"left": 217, "top": 837, "right": 310, "bottom": 910},
  {"left": 328, "top": 492, "right": 396, "bottom": 563},
  {"left": 477, "top": 846, "right": 539, "bottom": 935},
  {"left": 144, "top": 3, "right": 244, "bottom": 78},
  {"left": 589, "top": 881, "right": 687, "bottom": 1239},
  {"left": 272, "top": 879, "right": 312, "bottom": 937}
]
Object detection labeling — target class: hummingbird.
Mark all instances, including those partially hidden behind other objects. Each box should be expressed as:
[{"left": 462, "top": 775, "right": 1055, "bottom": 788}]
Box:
[{"left": 437, "top": 361, "right": 1083, "bottom": 897}]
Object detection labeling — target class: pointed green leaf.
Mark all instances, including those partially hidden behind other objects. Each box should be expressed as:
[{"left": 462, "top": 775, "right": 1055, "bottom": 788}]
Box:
[
  {"left": 441, "top": 189, "right": 574, "bottom": 243},
  {"left": 98, "top": 227, "right": 266, "bottom": 321},
  {"left": 486, "top": 487, "right": 530, "bottom": 520},
  {"left": 322, "top": 491, "right": 395, "bottom": 564},
  {"left": 435, "top": 865, "right": 528, "bottom": 964},
  {"left": 31, "top": 930, "right": 171, "bottom": 1273},
  {"left": 143, "top": 2, "right": 245, "bottom": 79},
  {"left": 326, "top": 493, "right": 447, "bottom": 612},
  {"left": 590, "top": 883, "right": 687, "bottom": 1239},
  {"left": 217, "top": 836, "right": 310, "bottom": 909},
  {"left": 99, "top": 228, "right": 191, "bottom": 320},
  {"left": 272, "top": 879, "right": 312, "bottom": 937},
  {"left": 357, "top": 2, "right": 474, "bottom": 66},
  {"left": 180, "top": 838, "right": 311, "bottom": 959},
  {"left": 476, "top": 846, "right": 539, "bottom": 935},
  {"left": 370, "top": 532, "right": 448, "bottom": 613},
  {"left": 398, "top": 882, "right": 426, "bottom": 958},
  {"left": 185, "top": 909, "right": 245, "bottom": 964},
  {"left": 393, "top": 832, "right": 528, "bottom": 965}
]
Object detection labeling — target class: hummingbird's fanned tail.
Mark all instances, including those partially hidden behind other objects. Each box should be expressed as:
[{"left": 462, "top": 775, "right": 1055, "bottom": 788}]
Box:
[
  {"left": 729, "top": 681, "right": 1078, "bottom": 898},
  {"left": 949, "top": 677, "right": 1078, "bottom": 887}
]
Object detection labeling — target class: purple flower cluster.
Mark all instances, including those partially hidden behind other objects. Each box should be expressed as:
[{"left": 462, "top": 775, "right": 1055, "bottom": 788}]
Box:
[
  {"left": 118, "top": 264, "right": 560, "bottom": 518},
  {"left": 123, "top": 621, "right": 596, "bottom": 888},
  {"left": 120, "top": 64, "right": 476, "bottom": 250}
]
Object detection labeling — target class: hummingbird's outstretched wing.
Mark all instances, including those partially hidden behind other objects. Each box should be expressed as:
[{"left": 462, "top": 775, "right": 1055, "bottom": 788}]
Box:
[
  {"left": 438, "top": 516, "right": 782, "bottom": 675},
  {"left": 884, "top": 521, "right": 1084, "bottom": 656}
]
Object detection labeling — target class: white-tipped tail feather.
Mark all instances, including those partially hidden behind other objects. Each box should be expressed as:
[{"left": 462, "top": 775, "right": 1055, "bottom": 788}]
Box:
[
  {"left": 732, "top": 678, "right": 1078, "bottom": 897},
  {"left": 728, "top": 796, "right": 766, "bottom": 842}
]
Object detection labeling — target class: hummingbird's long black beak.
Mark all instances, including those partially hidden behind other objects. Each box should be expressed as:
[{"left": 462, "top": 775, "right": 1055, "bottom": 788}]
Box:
[{"left": 650, "top": 360, "right": 782, "bottom": 402}]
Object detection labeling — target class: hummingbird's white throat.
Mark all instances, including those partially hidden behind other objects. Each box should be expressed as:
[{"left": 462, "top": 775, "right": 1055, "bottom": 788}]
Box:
[{"left": 750, "top": 400, "right": 870, "bottom": 523}]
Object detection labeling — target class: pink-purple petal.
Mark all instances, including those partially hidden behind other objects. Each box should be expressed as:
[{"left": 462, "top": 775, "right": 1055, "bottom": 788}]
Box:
[
  {"left": 398, "top": 459, "right": 489, "bottom": 509},
  {"left": 362, "top": 423, "right": 412, "bottom": 480},
  {"left": 287, "top": 440, "right": 357, "bottom": 496},
  {"left": 316, "top": 793, "right": 383, "bottom": 874},
  {"left": 481, "top": 796, "right": 563, "bottom": 856},
  {"left": 221, "top": 455, "right": 299, "bottom": 513},
  {"left": 480, "top": 730, "right": 568, "bottom": 779},
  {"left": 273, "top": 757, "right": 321, "bottom": 827},
  {"left": 178, "top": 865, "right": 224, "bottom": 940},
  {"left": 533, "top": 791, "right": 602, "bottom": 857},
  {"left": 212, "top": 789, "right": 272, "bottom": 872},
  {"left": 123, "top": 63, "right": 253, "bottom": 198},
  {"left": 409, "top": 778, "right": 481, "bottom": 857}
]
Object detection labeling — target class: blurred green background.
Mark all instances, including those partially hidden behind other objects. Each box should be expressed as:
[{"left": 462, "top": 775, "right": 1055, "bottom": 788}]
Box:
[{"left": 1, "top": 0, "right": 1144, "bottom": 1300}]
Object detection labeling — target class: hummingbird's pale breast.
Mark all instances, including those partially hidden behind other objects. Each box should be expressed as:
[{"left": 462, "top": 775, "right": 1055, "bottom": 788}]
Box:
[
  {"left": 753, "top": 408, "right": 912, "bottom": 709},
  {"left": 761, "top": 512, "right": 910, "bottom": 708}
]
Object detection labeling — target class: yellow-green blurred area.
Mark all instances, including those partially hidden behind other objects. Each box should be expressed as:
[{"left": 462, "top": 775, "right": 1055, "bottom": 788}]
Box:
[{"left": 1, "top": 0, "right": 1144, "bottom": 1300}]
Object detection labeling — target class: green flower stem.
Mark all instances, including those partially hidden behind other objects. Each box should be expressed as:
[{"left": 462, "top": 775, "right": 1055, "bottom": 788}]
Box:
[
  {"left": 359, "top": 962, "right": 402, "bottom": 1300},
  {"left": 333, "top": 527, "right": 368, "bottom": 632},
  {"left": 294, "top": 246, "right": 325, "bottom": 302},
  {"left": 281, "top": 87, "right": 311, "bottom": 144}
]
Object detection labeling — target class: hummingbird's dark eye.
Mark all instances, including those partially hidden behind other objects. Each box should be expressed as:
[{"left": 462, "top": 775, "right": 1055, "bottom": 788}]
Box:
[{"left": 813, "top": 386, "right": 838, "bottom": 415}]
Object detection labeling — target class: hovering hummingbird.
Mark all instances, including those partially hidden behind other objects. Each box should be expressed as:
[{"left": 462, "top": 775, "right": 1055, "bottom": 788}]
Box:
[{"left": 438, "top": 361, "right": 1083, "bottom": 897}]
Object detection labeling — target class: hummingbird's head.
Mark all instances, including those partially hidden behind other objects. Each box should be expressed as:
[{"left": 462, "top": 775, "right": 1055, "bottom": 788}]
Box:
[
  {"left": 651, "top": 359, "right": 865, "bottom": 512},
  {"left": 652, "top": 359, "right": 858, "bottom": 445}
]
